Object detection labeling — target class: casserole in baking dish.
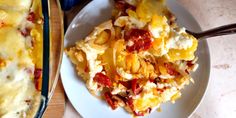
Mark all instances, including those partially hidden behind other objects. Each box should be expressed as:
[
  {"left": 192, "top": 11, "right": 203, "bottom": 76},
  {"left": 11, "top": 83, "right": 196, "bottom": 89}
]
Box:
[{"left": 0, "top": 0, "right": 56, "bottom": 117}]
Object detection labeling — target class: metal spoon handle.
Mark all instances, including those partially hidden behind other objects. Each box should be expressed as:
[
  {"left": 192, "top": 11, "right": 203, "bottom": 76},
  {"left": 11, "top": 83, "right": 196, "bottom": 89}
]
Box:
[{"left": 186, "top": 23, "right": 236, "bottom": 39}]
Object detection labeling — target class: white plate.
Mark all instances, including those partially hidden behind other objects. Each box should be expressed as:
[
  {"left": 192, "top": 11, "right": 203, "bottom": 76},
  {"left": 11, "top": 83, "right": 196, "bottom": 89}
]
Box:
[{"left": 61, "top": 0, "right": 211, "bottom": 118}]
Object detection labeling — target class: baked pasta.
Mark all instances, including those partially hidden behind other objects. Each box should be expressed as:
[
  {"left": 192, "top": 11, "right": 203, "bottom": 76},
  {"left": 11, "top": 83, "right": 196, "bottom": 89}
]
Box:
[
  {"left": 66, "top": 0, "right": 199, "bottom": 117},
  {"left": 0, "top": 0, "right": 43, "bottom": 117}
]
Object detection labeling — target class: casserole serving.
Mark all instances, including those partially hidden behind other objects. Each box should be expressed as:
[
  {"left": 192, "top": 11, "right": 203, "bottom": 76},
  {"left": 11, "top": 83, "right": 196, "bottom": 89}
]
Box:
[{"left": 65, "top": 0, "right": 199, "bottom": 117}]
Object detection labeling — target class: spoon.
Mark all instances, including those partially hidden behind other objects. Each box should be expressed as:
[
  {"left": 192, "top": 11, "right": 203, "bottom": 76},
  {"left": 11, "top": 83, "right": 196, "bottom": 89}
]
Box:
[{"left": 186, "top": 23, "right": 236, "bottom": 39}]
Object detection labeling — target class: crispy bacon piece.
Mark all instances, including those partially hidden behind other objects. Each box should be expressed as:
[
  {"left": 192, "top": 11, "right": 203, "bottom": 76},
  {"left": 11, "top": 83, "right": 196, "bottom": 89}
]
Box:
[
  {"left": 164, "top": 63, "right": 180, "bottom": 76},
  {"left": 119, "top": 79, "right": 142, "bottom": 95},
  {"left": 34, "top": 68, "right": 42, "bottom": 91},
  {"left": 131, "top": 78, "right": 142, "bottom": 95},
  {"left": 93, "top": 72, "right": 112, "bottom": 87},
  {"left": 127, "top": 97, "right": 134, "bottom": 108},
  {"left": 125, "top": 29, "right": 152, "bottom": 52},
  {"left": 104, "top": 92, "right": 118, "bottom": 110},
  {"left": 116, "top": 94, "right": 127, "bottom": 102},
  {"left": 119, "top": 80, "right": 131, "bottom": 89},
  {"left": 187, "top": 61, "right": 194, "bottom": 67},
  {"left": 27, "top": 12, "right": 36, "bottom": 22}
]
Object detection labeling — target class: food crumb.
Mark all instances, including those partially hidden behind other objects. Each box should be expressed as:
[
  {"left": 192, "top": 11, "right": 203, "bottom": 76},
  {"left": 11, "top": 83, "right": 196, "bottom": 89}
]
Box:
[{"left": 213, "top": 64, "right": 231, "bottom": 69}]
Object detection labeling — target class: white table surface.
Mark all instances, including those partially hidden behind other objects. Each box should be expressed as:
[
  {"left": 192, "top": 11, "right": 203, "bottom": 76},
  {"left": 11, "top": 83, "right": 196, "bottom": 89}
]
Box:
[{"left": 63, "top": 0, "right": 236, "bottom": 118}]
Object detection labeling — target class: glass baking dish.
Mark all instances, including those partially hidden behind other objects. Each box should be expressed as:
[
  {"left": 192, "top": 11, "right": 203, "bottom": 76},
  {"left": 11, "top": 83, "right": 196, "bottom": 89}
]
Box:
[{"left": 35, "top": 0, "right": 64, "bottom": 117}]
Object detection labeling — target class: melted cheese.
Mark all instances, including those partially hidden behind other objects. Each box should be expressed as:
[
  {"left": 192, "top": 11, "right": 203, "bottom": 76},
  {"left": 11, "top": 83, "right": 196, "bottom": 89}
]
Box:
[
  {"left": 0, "top": 66, "right": 36, "bottom": 117},
  {"left": 77, "top": 42, "right": 104, "bottom": 91},
  {"left": 0, "top": 10, "right": 26, "bottom": 27},
  {"left": 0, "top": 27, "right": 37, "bottom": 117},
  {"left": 166, "top": 28, "right": 193, "bottom": 50},
  {"left": 114, "top": 16, "right": 146, "bottom": 29},
  {"left": 0, "top": 0, "right": 42, "bottom": 117},
  {"left": 133, "top": 82, "right": 178, "bottom": 112},
  {"left": 0, "top": 0, "right": 32, "bottom": 11},
  {"left": 133, "top": 82, "right": 159, "bottom": 111},
  {"left": 0, "top": 27, "right": 29, "bottom": 61}
]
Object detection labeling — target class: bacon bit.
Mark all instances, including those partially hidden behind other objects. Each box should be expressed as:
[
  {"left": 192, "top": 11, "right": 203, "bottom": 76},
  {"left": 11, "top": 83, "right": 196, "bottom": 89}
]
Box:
[
  {"left": 157, "top": 88, "right": 164, "bottom": 93},
  {"left": 93, "top": 73, "right": 112, "bottom": 88},
  {"left": 84, "top": 65, "right": 89, "bottom": 73},
  {"left": 147, "top": 107, "right": 152, "bottom": 113},
  {"left": 127, "top": 97, "right": 134, "bottom": 109},
  {"left": 34, "top": 68, "right": 42, "bottom": 91},
  {"left": 164, "top": 63, "right": 180, "bottom": 76},
  {"left": 104, "top": 92, "right": 118, "bottom": 110},
  {"left": 27, "top": 12, "right": 36, "bottom": 22},
  {"left": 0, "top": 22, "right": 4, "bottom": 27},
  {"left": 163, "top": 79, "right": 168, "bottom": 83},
  {"left": 20, "top": 28, "right": 31, "bottom": 37},
  {"left": 25, "top": 99, "right": 31, "bottom": 103},
  {"left": 115, "top": 0, "right": 136, "bottom": 16},
  {"left": 157, "top": 86, "right": 168, "bottom": 93},
  {"left": 149, "top": 78, "right": 160, "bottom": 85},
  {"left": 149, "top": 79, "right": 155, "bottom": 83},
  {"left": 25, "top": 99, "right": 31, "bottom": 105},
  {"left": 125, "top": 29, "right": 152, "bottom": 52},
  {"left": 119, "top": 80, "right": 131, "bottom": 89},
  {"left": 185, "top": 69, "right": 189, "bottom": 74},
  {"left": 116, "top": 94, "right": 128, "bottom": 103},
  {"left": 187, "top": 61, "right": 194, "bottom": 67},
  {"left": 131, "top": 78, "right": 142, "bottom": 95}
]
